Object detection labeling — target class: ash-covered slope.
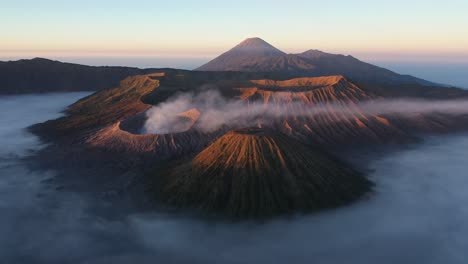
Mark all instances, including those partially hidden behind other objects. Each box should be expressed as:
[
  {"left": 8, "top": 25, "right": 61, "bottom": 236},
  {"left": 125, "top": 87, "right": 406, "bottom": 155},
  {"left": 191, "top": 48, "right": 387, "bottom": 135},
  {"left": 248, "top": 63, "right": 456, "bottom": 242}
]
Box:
[
  {"left": 31, "top": 72, "right": 464, "bottom": 156},
  {"left": 197, "top": 37, "right": 432, "bottom": 86},
  {"left": 156, "top": 128, "right": 372, "bottom": 218},
  {"left": 234, "top": 75, "right": 408, "bottom": 145},
  {"left": 30, "top": 73, "right": 217, "bottom": 160}
]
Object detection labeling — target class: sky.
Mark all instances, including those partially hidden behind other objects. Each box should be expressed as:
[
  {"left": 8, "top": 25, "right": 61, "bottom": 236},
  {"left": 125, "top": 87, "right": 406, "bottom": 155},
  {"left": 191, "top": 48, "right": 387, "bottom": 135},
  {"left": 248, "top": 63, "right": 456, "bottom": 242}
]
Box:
[{"left": 1, "top": 0, "right": 468, "bottom": 87}]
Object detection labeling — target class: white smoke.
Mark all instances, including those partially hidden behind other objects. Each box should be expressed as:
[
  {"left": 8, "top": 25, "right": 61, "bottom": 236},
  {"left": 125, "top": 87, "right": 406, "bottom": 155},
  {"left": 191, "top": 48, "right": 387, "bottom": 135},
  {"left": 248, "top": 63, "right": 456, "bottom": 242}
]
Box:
[
  {"left": 143, "top": 90, "right": 288, "bottom": 133},
  {"left": 143, "top": 93, "right": 196, "bottom": 134},
  {"left": 143, "top": 90, "right": 468, "bottom": 134}
]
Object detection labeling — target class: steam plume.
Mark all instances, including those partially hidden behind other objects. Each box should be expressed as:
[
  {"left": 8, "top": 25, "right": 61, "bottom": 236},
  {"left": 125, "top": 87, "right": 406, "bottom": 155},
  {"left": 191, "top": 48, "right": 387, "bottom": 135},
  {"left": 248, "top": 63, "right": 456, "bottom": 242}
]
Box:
[{"left": 143, "top": 90, "right": 468, "bottom": 134}]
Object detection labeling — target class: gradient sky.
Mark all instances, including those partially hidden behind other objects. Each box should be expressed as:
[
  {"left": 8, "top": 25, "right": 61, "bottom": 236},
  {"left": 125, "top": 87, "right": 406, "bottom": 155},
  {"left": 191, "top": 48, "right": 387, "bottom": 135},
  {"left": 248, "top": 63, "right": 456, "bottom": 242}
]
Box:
[{"left": 1, "top": 0, "right": 468, "bottom": 61}]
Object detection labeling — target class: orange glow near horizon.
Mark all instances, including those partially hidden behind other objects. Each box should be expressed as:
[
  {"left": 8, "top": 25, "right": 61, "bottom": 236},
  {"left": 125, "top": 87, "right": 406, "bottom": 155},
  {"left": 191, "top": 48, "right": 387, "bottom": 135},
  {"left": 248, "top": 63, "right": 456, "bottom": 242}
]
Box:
[
  {"left": 0, "top": 0, "right": 468, "bottom": 63},
  {"left": 2, "top": 44, "right": 468, "bottom": 64},
  {"left": 2, "top": 0, "right": 468, "bottom": 64}
]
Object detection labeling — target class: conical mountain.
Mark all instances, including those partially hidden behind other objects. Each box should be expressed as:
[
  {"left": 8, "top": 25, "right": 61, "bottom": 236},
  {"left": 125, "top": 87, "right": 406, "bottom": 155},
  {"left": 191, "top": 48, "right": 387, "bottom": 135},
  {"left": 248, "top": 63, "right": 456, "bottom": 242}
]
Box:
[
  {"left": 228, "top": 37, "right": 285, "bottom": 56},
  {"left": 196, "top": 37, "right": 433, "bottom": 85},
  {"left": 155, "top": 128, "right": 372, "bottom": 218},
  {"left": 196, "top": 37, "right": 314, "bottom": 72}
]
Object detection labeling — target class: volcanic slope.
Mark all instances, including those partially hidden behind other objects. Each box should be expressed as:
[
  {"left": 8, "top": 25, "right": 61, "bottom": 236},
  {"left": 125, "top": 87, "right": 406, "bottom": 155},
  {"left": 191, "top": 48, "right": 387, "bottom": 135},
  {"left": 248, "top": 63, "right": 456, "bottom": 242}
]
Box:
[
  {"left": 30, "top": 73, "right": 216, "bottom": 160},
  {"left": 32, "top": 71, "right": 468, "bottom": 159},
  {"left": 155, "top": 128, "right": 373, "bottom": 218},
  {"left": 29, "top": 71, "right": 468, "bottom": 218},
  {"left": 232, "top": 75, "right": 408, "bottom": 145}
]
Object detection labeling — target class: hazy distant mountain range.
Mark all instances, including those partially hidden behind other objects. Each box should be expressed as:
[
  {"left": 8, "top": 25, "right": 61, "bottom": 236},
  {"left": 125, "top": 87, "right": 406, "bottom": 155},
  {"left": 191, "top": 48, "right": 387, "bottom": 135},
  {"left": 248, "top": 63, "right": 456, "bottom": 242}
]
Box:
[
  {"left": 0, "top": 58, "right": 157, "bottom": 94},
  {"left": 0, "top": 37, "right": 456, "bottom": 95}
]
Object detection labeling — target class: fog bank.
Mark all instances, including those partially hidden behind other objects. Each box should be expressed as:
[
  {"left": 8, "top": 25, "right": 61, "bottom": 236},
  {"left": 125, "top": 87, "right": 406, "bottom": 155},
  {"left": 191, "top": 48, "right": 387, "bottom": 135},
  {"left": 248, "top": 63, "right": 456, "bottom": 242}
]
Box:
[
  {"left": 128, "top": 134, "right": 468, "bottom": 264},
  {"left": 2, "top": 93, "right": 468, "bottom": 263}
]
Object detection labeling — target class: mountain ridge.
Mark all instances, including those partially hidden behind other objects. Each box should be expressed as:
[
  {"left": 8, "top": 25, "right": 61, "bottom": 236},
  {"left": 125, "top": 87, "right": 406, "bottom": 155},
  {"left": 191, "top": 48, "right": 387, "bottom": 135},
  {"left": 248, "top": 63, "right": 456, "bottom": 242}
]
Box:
[
  {"left": 0, "top": 57, "right": 154, "bottom": 94},
  {"left": 196, "top": 37, "right": 434, "bottom": 86}
]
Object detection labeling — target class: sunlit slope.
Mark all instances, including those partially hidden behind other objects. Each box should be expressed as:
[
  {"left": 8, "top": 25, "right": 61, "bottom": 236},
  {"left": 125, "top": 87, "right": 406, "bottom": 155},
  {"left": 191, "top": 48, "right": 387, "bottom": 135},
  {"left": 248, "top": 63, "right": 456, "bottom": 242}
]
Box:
[
  {"left": 233, "top": 76, "right": 406, "bottom": 144},
  {"left": 31, "top": 72, "right": 468, "bottom": 160},
  {"left": 156, "top": 128, "right": 372, "bottom": 218}
]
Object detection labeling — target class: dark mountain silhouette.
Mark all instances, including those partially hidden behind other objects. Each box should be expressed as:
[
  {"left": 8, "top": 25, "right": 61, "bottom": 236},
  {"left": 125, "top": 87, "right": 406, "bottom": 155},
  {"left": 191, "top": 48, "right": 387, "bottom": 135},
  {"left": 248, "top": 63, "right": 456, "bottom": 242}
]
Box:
[
  {"left": 0, "top": 58, "right": 159, "bottom": 94},
  {"left": 0, "top": 56, "right": 295, "bottom": 94},
  {"left": 197, "top": 37, "right": 434, "bottom": 86}
]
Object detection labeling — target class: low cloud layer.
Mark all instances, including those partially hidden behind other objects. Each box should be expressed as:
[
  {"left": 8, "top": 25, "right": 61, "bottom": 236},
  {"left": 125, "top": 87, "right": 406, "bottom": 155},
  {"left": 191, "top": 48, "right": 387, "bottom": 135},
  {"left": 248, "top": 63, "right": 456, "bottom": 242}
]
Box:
[
  {"left": 143, "top": 90, "right": 468, "bottom": 134},
  {"left": 3, "top": 93, "right": 468, "bottom": 263},
  {"left": 129, "top": 135, "right": 468, "bottom": 264}
]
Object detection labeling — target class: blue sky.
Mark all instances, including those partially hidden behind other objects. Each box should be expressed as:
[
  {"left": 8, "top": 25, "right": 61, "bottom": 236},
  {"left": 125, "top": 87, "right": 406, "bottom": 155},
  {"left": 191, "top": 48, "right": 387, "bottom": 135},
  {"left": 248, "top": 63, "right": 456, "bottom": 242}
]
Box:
[
  {"left": 1, "top": 0, "right": 468, "bottom": 87},
  {"left": 1, "top": 0, "right": 468, "bottom": 61}
]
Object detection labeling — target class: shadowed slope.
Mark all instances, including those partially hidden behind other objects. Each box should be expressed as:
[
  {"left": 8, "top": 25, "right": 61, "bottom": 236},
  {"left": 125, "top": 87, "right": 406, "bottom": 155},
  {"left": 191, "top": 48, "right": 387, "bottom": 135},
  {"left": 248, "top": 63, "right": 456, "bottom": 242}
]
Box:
[
  {"left": 156, "top": 128, "right": 372, "bottom": 218},
  {"left": 0, "top": 58, "right": 156, "bottom": 94},
  {"left": 297, "top": 50, "right": 432, "bottom": 85}
]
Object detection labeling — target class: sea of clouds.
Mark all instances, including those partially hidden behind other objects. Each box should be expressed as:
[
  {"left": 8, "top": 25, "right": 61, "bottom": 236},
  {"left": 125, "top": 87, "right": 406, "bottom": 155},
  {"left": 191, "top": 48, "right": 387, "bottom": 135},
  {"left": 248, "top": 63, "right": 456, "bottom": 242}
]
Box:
[{"left": 2, "top": 93, "right": 468, "bottom": 263}]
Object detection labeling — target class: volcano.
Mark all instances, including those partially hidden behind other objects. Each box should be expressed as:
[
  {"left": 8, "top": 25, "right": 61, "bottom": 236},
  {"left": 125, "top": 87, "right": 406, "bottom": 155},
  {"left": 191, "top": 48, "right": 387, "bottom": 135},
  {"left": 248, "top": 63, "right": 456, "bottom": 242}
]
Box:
[
  {"left": 197, "top": 37, "right": 314, "bottom": 73},
  {"left": 221, "top": 37, "right": 285, "bottom": 56},
  {"left": 197, "top": 37, "right": 432, "bottom": 86},
  {"left": 155, "top": 128, "right": 372, "bottom": 218},
  {"left": 29, "top": 70, "right": 468, "bottom": 220}
]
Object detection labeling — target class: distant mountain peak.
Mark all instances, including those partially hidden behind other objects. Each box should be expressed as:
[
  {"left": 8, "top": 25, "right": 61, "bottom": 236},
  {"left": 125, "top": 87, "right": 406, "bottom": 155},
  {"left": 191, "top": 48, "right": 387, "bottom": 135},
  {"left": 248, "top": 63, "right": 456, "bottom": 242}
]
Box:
[
  {"left": 195, "top": 38, "right": 432, "bottom": 86},
  {"left": 30, "top": 57, "right": 54, "bottom": 62},
  {"left": 300, "top": 49, "right": 333, "bottom": 58},
  {"left": 196, "top": 37, "right": 287, "bottom": 71},
  {"left": 229, "top": 37, "right": 285, "bottom": 55},
  {"left": 236, "top": 37, "right": 276, "bottom": 48}
]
